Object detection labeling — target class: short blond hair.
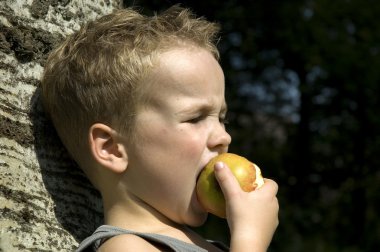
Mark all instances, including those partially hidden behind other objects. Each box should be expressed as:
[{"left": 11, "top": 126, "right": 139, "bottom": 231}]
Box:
[{"left": 41, "top": 5, "right": 220, "bottom": 169}]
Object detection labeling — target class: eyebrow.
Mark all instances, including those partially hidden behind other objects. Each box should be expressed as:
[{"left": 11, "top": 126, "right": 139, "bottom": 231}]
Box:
[{"left": 177, "top": 100, "right": 228, "bottom": 115}]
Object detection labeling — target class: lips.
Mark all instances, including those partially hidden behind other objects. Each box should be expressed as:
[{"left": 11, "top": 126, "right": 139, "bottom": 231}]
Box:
[
  {"left": 196, "top": 155, "right": 217, "bottom": 182},
  {"left": 194, "top": 159, "right": 213, "bottom": 208}
]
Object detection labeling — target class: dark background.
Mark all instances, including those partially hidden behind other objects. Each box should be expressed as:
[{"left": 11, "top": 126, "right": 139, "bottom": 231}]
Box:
[{"left": 123, "top": 1, "right": 380, "bottom": 251}]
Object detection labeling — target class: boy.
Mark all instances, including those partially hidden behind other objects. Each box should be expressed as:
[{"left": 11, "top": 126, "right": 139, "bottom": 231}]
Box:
[{"left": 41, "top": 5, "right": 279, "bottom": 252}]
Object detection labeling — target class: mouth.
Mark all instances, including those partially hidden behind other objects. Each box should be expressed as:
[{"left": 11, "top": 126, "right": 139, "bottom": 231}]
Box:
[
  {"left": 197, "top": 159, "right": 211, "bottom": 180},
  {"left": 196, "top": 156, "right": 216, "bottom": 183},
  {"left": 196, "top": 167, "right": 204, "bottom": 184}
]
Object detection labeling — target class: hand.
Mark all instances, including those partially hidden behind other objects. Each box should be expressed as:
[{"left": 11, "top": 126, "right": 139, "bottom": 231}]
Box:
[{"left": 214, "top": 162, "right": 279, "bottom": 252}]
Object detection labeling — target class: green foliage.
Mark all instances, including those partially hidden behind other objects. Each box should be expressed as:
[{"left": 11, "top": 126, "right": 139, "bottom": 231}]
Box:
[{"left": 125, "top": 0, "right": 380, "bottom": 251}]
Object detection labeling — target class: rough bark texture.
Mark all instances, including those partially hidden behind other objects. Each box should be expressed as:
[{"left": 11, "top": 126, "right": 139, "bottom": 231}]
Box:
[{"left": 0, "top": 0, "right": 121, "bottom": 250}]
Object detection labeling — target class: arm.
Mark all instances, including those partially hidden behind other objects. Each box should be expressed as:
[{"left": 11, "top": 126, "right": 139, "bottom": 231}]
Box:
[{"left": 214, "top": 162, "right": 279, "bottom": 252}]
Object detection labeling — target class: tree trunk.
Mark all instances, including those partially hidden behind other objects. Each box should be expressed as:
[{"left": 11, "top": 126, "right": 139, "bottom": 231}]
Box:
[{"left": 0, "top": 0, "right": 120, "bottom": 250}]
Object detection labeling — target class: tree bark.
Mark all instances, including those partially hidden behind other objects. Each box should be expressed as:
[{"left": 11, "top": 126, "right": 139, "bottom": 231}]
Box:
[{"left": 0, "top": 0, "right": 120, "bottom": 250}]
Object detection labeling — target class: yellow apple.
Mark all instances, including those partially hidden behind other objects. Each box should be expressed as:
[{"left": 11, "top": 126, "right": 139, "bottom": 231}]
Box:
[{"left": 196, "top": 153, "right": 264, "bottom": 218}]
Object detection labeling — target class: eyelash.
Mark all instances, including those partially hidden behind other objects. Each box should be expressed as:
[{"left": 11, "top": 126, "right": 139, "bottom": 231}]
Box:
[
  {"left": 187, "top": 115, "right": 205, "bottom": 124},
  {"left": 187, "top": 115, "right": 229, "bottom": 125}
]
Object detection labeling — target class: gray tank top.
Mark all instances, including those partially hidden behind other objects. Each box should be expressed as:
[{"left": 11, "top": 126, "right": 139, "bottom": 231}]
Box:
[{"left": 76, "top": 225, "right": 229, "bottom": 252}]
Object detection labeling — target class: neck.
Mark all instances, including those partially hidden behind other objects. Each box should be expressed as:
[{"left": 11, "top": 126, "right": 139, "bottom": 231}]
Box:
[
  {"left": 102, "top": 190, "right": 185, "bottom": 234},
  {"left": 101, "top": 190, "right": 222, "bottom": 251}
]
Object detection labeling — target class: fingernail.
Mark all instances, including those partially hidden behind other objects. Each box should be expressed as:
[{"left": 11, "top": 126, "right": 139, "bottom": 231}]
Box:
[{"left": 214, "top": 162, "right": 224, "bottom": 170}]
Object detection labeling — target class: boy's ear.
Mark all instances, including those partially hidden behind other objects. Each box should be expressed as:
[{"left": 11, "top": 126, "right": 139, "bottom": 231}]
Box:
[{"left": 89, "top": 123, "right": 128, "bottom": 173}]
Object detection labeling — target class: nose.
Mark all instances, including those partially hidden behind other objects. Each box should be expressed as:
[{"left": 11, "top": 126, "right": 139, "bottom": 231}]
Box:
[{"left": 207, "top": 123, "right": 232, "bottom": 152}]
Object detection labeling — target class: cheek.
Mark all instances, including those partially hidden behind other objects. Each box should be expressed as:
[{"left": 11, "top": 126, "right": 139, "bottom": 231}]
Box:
[
  {"left": 134, "top": 123, "right": 206, "bottom": 167},
  {"left": 174, "top": 129, "right": 205, "bottom": 158},
  {"left": 153, "top": 124, "right": 203, "bottom": 149}
]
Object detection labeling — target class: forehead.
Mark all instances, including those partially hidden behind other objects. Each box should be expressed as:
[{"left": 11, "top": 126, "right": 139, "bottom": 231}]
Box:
[{"left": 150, "top": 47, "right": 225, "bottom": 95}]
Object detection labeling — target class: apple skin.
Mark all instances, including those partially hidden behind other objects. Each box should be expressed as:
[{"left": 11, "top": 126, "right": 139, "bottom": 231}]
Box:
[{"left": 196, "top": 153, "right": 264, "bottom": 218}]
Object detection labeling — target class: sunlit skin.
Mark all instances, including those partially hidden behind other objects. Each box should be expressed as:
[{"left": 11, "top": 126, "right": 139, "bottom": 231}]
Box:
[
  {"left": 94, "top": 46, "right": 279, "bottom": 252},
  {"left": 99, "top": 47, "right": 231, "bottom": 251}
]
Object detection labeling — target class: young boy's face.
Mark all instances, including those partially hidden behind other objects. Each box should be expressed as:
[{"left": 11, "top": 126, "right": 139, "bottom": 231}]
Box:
[{"left": 122, "top": 47, "right": 231, "bottom": 226}]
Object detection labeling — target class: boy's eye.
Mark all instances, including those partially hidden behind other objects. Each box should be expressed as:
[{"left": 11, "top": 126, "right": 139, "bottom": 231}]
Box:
[
  {"left": 185, "top": 114, "right": 229, "bottom": 124},
  {"left": 186, "top": 115, "right": 205, "bottom": 124}
]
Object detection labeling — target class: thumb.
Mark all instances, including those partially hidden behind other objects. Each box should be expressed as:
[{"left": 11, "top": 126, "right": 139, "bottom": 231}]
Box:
[{"left": 214, "top": 162, "right": 242, "bottom": 200}]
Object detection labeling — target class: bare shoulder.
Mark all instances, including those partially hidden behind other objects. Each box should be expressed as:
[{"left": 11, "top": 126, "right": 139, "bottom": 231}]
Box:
[{"left": 97, "top": 234, "right": 163, "bottom": 252}]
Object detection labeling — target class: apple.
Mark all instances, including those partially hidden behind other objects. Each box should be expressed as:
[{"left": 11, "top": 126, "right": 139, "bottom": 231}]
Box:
[{"left": 196, "top": 153, "right": 264, "bottom": 218}]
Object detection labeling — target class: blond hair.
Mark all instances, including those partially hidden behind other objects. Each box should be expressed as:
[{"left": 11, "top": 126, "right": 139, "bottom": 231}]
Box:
[{"left": 41, "top": 5, "right": 220, "bottom": 170}]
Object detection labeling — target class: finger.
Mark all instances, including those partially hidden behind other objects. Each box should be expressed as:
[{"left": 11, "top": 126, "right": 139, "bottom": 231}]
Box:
[
  {"left": 214, "top": 162, "right": 242, "bottom": 200},
  {"left": 259, "top": 179, "right": 279, "bottom": 195}
]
